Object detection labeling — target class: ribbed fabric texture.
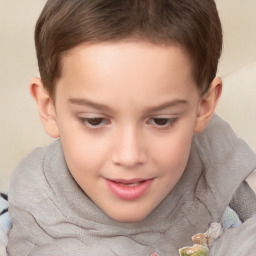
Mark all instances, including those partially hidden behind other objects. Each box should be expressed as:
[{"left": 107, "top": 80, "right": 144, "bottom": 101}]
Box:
[{"left": 229, "top": 181, "right": 256, "bottom": 222}]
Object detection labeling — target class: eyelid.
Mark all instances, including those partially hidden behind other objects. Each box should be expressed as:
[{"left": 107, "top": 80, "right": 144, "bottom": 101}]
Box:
[
  {"left": 78, "top": 116, "right": 111, "bottom": 130},
  {"left": 147, "top": 117, "right": 178, "bottom": 128}
]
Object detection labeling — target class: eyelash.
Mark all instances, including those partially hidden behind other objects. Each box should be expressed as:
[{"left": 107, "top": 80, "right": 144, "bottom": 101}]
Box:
[
  {"left": 147, "top": 117, "right": 178, "bottom": 129},
  {"left": 79, "top": 117, "right": 110, "bottom": 130},
  {"left": 79, "top": 117, "right": 178, "bottom": 131}
]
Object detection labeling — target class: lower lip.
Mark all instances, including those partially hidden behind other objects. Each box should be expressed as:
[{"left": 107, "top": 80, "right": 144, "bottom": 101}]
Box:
[{"left": 106, "top": 179, "right": 153, "bottom": 201}]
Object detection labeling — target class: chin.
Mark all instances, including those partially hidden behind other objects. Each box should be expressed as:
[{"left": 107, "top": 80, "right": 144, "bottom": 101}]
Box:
[
  {"left": 107, "top": 209, "right": 150, "bottom": 223},
  {"left": 113, "top": 216, "right": 146, "bottom": 223}
]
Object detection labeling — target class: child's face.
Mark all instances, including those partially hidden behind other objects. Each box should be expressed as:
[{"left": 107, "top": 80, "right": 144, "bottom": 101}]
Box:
[{"left": 47, "top": 42, "right": 208, "bottom": 222}]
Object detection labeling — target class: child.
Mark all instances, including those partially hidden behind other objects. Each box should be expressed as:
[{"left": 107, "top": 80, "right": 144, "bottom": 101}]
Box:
[{"left": 6, "top": 0, "right": 256, "bottom": 255}]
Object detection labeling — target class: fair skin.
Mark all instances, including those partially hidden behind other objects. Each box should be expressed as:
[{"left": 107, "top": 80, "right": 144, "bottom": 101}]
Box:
[{"left": 30, "top": 42, "right": 222, "bottom": 223}]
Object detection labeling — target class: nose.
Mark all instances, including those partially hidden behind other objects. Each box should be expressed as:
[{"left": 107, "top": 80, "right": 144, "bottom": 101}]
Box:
[{"left": 112, "top": 126, "right": 147, "bottom": 168}]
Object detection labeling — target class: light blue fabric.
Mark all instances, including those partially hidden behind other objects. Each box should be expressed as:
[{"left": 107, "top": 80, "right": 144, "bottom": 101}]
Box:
[
  {"left": 0, "top": 196, "right": 12, "bottom": 256},
  {"left": 221, "top": 206, "right": 242, "bottom": 230}
]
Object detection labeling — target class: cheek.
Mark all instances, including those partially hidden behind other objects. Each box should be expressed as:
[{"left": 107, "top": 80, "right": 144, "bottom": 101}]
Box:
[
  {"left": 62, "top": 135, "right": 108, "bottom": 174},
  {"left": 57, "top": 120, "right": 110, "bottom": 175},
  {"left": 153, "top": 129, "right": 193, "bottom": 176}
]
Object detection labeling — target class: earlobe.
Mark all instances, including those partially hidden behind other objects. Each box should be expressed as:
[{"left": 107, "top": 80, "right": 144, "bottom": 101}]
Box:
[
  {"left": 193, "top": 77, "right": 222, "bottom": 133},
  {"left": 30, "top": 77, "right": 60, "bottom": 138}
]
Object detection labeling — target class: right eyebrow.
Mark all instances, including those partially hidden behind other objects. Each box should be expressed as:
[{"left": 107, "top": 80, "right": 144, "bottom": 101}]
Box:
[{"left": 68, "top": 98, "right": 112, "bottom": 112}]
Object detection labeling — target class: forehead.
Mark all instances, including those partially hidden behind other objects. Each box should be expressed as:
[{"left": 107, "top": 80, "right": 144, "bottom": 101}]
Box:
[
  {"left": 56, "top": 41, "right": 199, "bottom": 104},
  {"left": 61, "top": 41, "right": 194, "bottom": 80}
]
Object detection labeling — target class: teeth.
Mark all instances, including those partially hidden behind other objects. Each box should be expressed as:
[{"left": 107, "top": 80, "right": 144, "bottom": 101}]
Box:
[
  {"left": 127, "top": 183, "right": 140, "bottom": 187},
  {"left": 118, "top": 182, "right": 140, "bottom": 187}
]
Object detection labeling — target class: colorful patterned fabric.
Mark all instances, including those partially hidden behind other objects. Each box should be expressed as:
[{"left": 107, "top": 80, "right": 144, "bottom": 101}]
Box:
[{"left": 0, "top": 193, "right": 12, "bottom": 256}]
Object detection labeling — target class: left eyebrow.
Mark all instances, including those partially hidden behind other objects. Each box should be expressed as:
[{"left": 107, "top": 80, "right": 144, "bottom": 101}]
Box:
[{"left": 144, "top": 99, "right": 189, "bottom": 113}]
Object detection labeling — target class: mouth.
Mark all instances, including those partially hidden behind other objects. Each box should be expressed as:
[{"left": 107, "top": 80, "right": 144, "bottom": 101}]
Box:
[{"left": 105, "top": 178, "right": 154, "bottom": 201}]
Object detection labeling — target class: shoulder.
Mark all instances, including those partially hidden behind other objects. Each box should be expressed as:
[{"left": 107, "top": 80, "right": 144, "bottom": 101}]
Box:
[
  {"left": 193, "top": 114, "right": 256, "bottom": 175},
  {"left": 190, "top": 114, "right": 256, "bottom": 221},
  {"left": 194, "top": 114, "right": 250, "bottom": 160},
  {"left": 8, "top": 140, "right": 62, "bottom": 209}
]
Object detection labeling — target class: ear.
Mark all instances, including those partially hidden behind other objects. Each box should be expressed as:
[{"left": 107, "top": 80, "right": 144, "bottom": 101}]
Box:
[
  {"left": 193, "top": 77, "right": 222, "bottom": 133},
  {"left": 30, "top": 77, "right": 60, "bottom": 138}
]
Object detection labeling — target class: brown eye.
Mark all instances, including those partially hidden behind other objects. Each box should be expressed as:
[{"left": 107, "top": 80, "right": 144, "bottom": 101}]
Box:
[
  {"left": 148, "top": 117, "right": 178, "bottom": 128},
  {"left": 87, "top": 118, "right": 104, "bottom": 126},
  {"left": 79, "top": 117, "right": 111, "bottom": 130},
  {"left": 153, "top": 118, "right": 169, "bottom": 126}
]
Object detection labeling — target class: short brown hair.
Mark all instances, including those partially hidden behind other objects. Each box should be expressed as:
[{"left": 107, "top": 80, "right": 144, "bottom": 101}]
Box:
[{"left": 35, "top": 0, "right": 222, "bottom": 97}]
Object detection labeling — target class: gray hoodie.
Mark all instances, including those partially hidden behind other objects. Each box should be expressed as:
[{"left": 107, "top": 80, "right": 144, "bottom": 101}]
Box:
[{"left": 7, "top": 115, "right": 256, "bottom": 256}]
